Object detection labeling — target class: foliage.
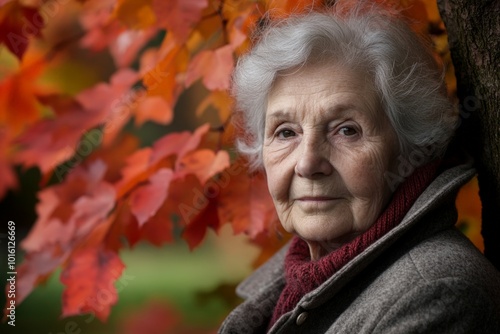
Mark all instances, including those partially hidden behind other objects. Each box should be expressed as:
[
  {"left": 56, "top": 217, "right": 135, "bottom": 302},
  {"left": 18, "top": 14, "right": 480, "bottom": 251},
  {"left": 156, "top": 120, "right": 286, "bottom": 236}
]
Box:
[{"left": 0, "top": 0, "right": 481, "bottom": 322}]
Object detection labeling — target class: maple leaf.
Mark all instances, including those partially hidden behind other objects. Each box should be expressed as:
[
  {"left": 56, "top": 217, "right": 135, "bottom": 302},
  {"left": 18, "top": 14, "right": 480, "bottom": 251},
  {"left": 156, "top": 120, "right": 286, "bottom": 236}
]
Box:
[
  {"left": 14, "top": 69, "right": 138, "bottom": 174},
  {"left": 185, "top": 44, "right": 234, "bottom": 91},
  {"left": 141, "top": 34, "right": 189, "bottom": 119},
  {"left": 60, "top": 246, "right": 125, "bottom": 321},
  {"left": 152, "top": 0, "right": 209, "bottom": 42},
  {"left": 79, "top": 1, "right": 124, "bottom": 51},
  {"left": 21, "top": 160, "right": 116, "bottom": 253},
  {"left": 0, "top": 1, "right": 44, "bottom": 59},
  {"left": 4, "top": 247, "right": 67, "bottom": 317},
  {"left": 129, "top": 168, "right": 174, "bottom": 226},
  {"left": 181, "top": 190, "right": 222, "bottom": 250},
  {"left": 115, "top": 124, "right": 210, "bottom": 198},
  {"left": 217, "top": 162, "right": 278, "bottom": 237},
  {"left": 14, "top": 96, "right": 100, "bottom": 174},
  {"left": 177, "top": 149, "right": 230, "bottom": 185},
  {"left": 0, "top": 55, "right": 46, "bottom": 134},
  {"left": 134, "top": 94, "right": 174, "bottom": 126}
]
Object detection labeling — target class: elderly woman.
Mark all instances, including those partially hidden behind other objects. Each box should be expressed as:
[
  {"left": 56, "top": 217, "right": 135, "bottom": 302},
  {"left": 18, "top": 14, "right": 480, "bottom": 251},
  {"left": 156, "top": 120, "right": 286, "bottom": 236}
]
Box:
[{"left": 219, "top": 3, "right": 500, "bottom": 334}]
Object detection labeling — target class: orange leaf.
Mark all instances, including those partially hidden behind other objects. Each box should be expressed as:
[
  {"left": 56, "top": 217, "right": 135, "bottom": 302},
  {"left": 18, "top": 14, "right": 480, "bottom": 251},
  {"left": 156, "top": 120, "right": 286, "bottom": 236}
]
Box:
[
  {"left": 142, "top": 34, "right": 189, "bottom": 114},
  {"left": 185, "top": 44, "right": 234, "bottom": 91},
  {"left": 0, "top": 56, "right": 46, "bottom": 134},
  {"left": 61, "top": 247, "right": 125, "bottom": 321},
  {"left": 195, "top": 90, "right": 233, "bottom": 122},
  {"left": 130, "top": 168, "right": 174, "bottom": 226},
  {"left": 114, "top": 147, "right": 153, "bottom": 198},
  {"left": 112, "top": 0, "right": 156, "bottom": 29},
  {"left": 177, "top": 149, "right": 230, "bottom": 185},
  {"left": 0, "top": 1, "right": 43, "bottom": 59},
  {"left": 265, "top": 0, "right": 325, "bottom": 18},
  {"left": 152, "top": 0, "right": 208, "bottom": 42},
  {"left": 218, "top": 162, "right": 278, "bottom": 237},
  {"left": 134, "top": 94, "right": 174, "bottom": 126}
]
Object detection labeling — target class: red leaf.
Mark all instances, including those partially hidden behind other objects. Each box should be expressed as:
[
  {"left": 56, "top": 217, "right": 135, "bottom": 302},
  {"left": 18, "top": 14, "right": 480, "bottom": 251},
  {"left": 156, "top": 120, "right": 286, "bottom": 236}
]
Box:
[
  {"left": 79, "top": 2, "right": 123, "bottom": 51},
  {"left": 152, "top": 0, "right": 208, "bottom": 41},
  {"left": 61, "top": 247, "right": 125, "bottom": 321},
  {"left": 5, "top": 247, "right": 66, "bottom": 311},
  {"left": 21, "top": 160, "right": 116, "bottom": 253},
  {"left": 218, "top": 162, "right": 278, "bottom": 237},
  {"left": 177, "top": 149, "right": 230, "bottom": 185},
  {"left": 152, "top": 123, "right": 210, "bottom": 167},
  {"left": 181, "top": 194, "right": 221, "bottom": 250},
  {"left": 130, "top": 168, "right": 173, "bottom": 226},
  {"left": 0, "top": 1, "right": 43, "bottom": 59},
  {"left": 185, "top": 44, "right": 234, "bottom": 91},
  {"left": 76, "top": 68, "right": 139, "bottom": 114}
]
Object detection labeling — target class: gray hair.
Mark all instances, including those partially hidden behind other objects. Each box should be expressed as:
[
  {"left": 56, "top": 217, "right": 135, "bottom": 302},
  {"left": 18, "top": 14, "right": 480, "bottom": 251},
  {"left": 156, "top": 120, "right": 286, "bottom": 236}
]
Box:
[{"left": 231, "top": 5, "right": 457, "bottom": 171}]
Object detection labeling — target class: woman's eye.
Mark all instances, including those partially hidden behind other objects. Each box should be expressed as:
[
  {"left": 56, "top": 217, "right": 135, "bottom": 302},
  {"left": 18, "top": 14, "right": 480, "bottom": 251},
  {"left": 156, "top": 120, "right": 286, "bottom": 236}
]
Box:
[
  {"left": 277, "top": 129, "right": 296, "bottom": 138},
  {"left": 338, "top": 126, "right": 357, "bottom": 136}
]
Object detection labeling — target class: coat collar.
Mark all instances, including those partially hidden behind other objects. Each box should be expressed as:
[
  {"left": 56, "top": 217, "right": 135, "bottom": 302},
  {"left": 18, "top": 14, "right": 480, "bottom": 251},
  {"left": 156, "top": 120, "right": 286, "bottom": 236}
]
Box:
[{"left": 236, "top": 162, "right": 476, "bottom": 303}]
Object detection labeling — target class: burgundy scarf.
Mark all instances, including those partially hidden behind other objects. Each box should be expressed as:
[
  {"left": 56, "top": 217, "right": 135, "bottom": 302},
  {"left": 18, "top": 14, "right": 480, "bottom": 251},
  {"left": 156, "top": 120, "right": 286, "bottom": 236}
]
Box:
[{"left": 268, "top": 161, "right": 440, "bottom": 328}]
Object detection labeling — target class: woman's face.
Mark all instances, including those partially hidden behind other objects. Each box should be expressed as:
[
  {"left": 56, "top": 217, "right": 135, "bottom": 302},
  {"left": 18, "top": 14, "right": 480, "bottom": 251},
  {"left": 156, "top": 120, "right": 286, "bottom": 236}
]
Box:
[{"left": 263, "top": 63, "right": 400, "bottom": 257}]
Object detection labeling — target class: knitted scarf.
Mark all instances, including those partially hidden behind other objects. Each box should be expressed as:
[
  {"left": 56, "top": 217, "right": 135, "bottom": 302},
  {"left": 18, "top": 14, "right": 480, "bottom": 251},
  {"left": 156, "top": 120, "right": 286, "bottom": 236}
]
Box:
[{"left": 268, "top": 161, "right": 440, "bottom": 328}]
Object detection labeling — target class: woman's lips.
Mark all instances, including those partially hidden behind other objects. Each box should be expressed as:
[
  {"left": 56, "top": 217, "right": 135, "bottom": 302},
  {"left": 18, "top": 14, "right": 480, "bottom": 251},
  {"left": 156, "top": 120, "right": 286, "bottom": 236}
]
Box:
[{"left": 297, "top": 196, "right": 338, "bottom": 201}]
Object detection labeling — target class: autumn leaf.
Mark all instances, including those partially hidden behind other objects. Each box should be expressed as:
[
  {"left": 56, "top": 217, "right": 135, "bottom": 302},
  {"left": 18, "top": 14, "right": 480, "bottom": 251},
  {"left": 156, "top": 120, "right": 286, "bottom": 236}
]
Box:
[
  {"left": 152, "top": 0, "right": 209, "bottom": 42},
  {"left": 79, "top": 1, "right": 124, "bottom": 51},
  {"left": 60, "top": 246, "right": 125, "bottom": 321},
  {"left": 112, "top": 0, "right": 156, "bottom": 30},
  {"left": 185, "top": 44, "right": 234, "bottom": 91},
  {"left": 177, "top": 149, "right": 230, "bottom": 185},
  {"left": 129, "top": 168, "right": 174, "bottom": 226},
  {"left": 456, "top": 176, "right": 484, "bottom": 252},
  {"left": 217, "top": 163, "right": 278, "bottom": 237},
  {"left": 21, "top": 160, "right": 116, "bottom": 253},
  {"left": 134, "top": 94, "right": 174, "bottom": 126},
  {"left": 142, "top": 34, "right": 189, "bottom": 117},
  {"left": 195, "top": 90, "right": 233, "bottom": 122},
  {"left": 0, "top": 1, "right": 43, "bottom": 59},
  {"left": 181, "top": 191, "right": 222, "bottom": 250},
  {"left": 5, "top": 247, "right": 67, "bottom": 313},
  {"left": 0, "top": 56, "right": 46, "bottom": 134}
]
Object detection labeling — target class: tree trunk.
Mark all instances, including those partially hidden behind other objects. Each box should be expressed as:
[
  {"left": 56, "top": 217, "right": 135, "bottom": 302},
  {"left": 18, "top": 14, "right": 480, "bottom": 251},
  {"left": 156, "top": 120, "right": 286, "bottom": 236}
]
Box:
[{"left": 438, "top": 0, "right": 500, "bottom": 270}]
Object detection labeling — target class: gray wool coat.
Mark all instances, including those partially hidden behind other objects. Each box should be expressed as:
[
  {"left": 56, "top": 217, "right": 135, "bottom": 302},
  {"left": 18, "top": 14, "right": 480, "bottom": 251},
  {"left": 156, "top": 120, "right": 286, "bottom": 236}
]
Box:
[{"left": 219, "top": 163, "right": 500, "bottom": 333}]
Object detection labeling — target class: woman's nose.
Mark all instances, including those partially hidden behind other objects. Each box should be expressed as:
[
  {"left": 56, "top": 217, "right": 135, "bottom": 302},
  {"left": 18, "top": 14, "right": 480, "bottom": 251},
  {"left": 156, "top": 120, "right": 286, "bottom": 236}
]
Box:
[{"left": 294, "top": 138, "right": 333, "bottom": 178}]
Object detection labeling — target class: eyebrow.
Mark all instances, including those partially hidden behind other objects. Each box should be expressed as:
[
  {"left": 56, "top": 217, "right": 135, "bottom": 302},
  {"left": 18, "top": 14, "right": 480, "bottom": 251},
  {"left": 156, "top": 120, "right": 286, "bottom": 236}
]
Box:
[{"left": 266, "top": 104, "right": 358, "bottom": 119}]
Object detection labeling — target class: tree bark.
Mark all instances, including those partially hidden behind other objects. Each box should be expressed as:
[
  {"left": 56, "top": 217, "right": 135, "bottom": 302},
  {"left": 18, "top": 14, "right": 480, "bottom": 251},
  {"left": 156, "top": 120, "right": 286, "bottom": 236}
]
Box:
[{"left": 438, "top": 0, "right": 500, "bottom": 270}]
